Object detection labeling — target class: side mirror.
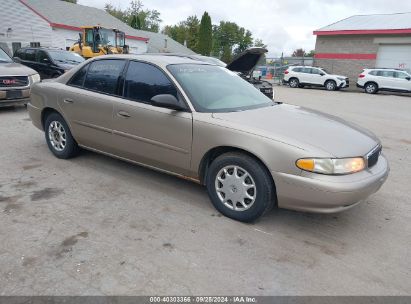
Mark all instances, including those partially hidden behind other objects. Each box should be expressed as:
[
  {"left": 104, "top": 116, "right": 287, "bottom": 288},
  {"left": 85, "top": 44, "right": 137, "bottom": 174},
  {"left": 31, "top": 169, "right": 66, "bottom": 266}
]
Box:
[
  {"left": 406, "top": 76, "right": 411, "bottom": 81},
  {"left": 320, "top": 73, "right": 325, "bottom": 76},
  {"left": 151, "top": 94, "right": 185, "bottom": 111},
  {"left": 42, "top": 58, "right": 50, "bottom": 63}
]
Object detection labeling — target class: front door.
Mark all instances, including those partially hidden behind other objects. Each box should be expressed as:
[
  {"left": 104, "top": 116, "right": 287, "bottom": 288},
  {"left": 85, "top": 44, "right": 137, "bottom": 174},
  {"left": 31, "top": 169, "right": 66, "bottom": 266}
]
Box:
[{"left": 112, "top": 61, "right": 193, "bottom": 175}]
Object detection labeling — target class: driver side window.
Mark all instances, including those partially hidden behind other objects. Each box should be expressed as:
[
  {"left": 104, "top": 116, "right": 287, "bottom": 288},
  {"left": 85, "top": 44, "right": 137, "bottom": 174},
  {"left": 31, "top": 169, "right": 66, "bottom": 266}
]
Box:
[{"left": 123, "top": 61, "right": 178, "bottom": 104}]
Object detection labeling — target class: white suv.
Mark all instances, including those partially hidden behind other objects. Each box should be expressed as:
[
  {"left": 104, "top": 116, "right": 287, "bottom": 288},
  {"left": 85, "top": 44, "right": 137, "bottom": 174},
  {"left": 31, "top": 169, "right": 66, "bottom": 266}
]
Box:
[
  {"left": 357, "top": 69, "right": 411, "bottom": 94},
  {"left": 283, "top": 66, "right": 349, "bottom": 91}
]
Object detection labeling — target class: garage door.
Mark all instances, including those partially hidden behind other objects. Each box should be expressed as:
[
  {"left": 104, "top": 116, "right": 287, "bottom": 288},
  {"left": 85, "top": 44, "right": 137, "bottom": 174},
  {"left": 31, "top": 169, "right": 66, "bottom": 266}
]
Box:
[{"left": 376, "top": 45, "right": 411, "bottom": 72}]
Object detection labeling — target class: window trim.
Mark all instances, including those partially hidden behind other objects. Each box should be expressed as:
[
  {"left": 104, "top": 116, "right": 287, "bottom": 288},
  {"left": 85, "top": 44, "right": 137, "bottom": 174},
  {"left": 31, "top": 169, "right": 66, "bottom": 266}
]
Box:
[
  {"left": 120, "top": 59, "right": 191, "bottom": 112},
  {"left": 67, "top": 58, "right": 127, "bottom": 97}
]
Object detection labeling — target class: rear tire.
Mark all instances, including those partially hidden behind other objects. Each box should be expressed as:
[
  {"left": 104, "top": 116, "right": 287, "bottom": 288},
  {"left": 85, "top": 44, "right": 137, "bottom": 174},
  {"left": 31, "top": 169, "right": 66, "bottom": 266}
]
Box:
[
  {"left": 325, "top": 80, "right": 337, "bottom": 91},
  {"left": 44, "top": 112, "right": 79, "bottom": 159},
  {"left": 206, "top": 152, "right": 276, "bottom": 222},
  {"left": 289, "top": 78, "right": 299, "bottom": 88},
  {"left": 364, "top": 82, "right": 378, "bottom": 94}
]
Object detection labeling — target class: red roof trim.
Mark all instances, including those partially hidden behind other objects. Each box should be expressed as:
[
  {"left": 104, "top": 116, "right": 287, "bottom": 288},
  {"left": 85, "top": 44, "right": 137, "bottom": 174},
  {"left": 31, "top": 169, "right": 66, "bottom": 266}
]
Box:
[
  {"left": 125, "top": 35, "right": 149, "bottom": 42},
  {"left": 50, "top": 23, "right": 82, "bottom": 31},
  {"left": 314, "top": 29, "right": 411, "bottom": 36},
  {"left": 315, "top": 53, "right": 377, "bottom": 60},
  {"left": 19, "top": 0, "right": 149, "bottom": 42}
]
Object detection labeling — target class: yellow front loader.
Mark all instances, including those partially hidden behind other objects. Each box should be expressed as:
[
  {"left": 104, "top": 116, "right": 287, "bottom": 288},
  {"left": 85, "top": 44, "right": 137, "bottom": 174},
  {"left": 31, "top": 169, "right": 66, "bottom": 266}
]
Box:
[{"left": 70, "top": 26, "right": 129, "bottom": 59}]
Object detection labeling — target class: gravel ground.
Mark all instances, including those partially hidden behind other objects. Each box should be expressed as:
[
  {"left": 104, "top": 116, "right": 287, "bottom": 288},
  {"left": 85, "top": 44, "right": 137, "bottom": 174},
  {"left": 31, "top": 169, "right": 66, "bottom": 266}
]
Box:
[{"left": 0, "top": 86, "right": 410, "bottom": 295}]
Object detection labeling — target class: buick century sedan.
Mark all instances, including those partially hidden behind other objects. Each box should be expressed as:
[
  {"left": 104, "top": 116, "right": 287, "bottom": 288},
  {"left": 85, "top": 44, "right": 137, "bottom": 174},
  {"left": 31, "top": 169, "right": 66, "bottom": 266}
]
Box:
[{"left": 28, "top": 54, "right": 389, "bottom": 222}]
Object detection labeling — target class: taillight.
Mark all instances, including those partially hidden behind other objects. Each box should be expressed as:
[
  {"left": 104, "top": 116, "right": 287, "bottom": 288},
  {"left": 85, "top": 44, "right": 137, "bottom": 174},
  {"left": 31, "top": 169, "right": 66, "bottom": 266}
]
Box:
[
  {"left": 284, "top": 70, "right": 289, "bottom": 74},
  {"left": 359, "top": 74, "right": 365, "bottom": 78}
]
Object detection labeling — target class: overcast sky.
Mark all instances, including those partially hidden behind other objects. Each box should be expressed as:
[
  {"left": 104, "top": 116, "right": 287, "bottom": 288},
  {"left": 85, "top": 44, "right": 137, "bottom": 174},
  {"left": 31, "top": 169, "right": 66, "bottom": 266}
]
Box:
[{"left": 78, "top": 0, "right": 411, "bottom": 57}]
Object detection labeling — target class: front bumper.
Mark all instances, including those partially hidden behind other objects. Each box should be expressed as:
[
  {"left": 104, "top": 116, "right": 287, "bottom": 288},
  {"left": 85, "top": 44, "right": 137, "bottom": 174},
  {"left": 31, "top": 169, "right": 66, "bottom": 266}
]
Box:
[
  {"left": 271, "top": 154, "right": 389, "bottom": 213},
  {"left": 0, "top": 88, "right": 31, "bottom": 107},
  {"left": 338, "top": 79, "right": 349, "bottom": 88}
]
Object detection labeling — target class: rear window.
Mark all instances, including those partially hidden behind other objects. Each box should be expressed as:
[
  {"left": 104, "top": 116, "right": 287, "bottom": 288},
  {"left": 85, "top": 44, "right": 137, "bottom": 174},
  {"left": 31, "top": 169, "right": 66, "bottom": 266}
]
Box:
[
  {"left": 292, "top": 67, "right": 302, "bottom": 72},
  {"left": 368, "top": 70, "right": 378, "bottom": 76},
  {"left": 83, "top": 59, "right": 126, "bottom": 95},
  {"left": 377, "top": 70, "right": 395, "bottom": 77}
]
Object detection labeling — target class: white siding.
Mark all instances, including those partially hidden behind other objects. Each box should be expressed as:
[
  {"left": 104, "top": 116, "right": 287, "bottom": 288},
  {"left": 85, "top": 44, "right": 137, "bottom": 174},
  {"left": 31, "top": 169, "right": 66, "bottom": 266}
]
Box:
[{"left": 0, "top": 0, "right": 52, "bottom": 54}]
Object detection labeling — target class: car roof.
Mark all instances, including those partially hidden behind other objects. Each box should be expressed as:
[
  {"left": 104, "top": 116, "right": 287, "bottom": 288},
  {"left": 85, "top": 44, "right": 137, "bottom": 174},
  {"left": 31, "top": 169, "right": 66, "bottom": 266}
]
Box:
[
  {"left": 19, "top": 47, "right": 67, "bottom": 52},
  {"left": 91, "top": 54, "right": 215, "bottom": 67}
]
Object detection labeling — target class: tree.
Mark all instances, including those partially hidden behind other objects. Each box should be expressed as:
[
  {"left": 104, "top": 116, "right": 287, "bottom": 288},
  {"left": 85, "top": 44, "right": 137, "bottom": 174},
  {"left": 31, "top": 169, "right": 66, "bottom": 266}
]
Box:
[
  {"left": 197, "top": 12, "right": 212, "bottom": 56},
  {"left": 292, "top": 48, "right": 306, "bottom": 57},
  {"left": 104, "top": 1, "right": 162, "bottom": 33},
  {"left": 162, "top": 16, "right": 199, "bottom": 51},
  {"left": 306, "top": 50, "right": 315, "bottom": 57},
  {"left": 254, "top": 38, "right": 267, "bottom": 48}
]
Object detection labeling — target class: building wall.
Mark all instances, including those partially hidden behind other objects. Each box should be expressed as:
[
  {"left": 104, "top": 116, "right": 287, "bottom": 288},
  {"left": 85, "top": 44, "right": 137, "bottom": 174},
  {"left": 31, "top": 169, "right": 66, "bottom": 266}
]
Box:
[
  {"left": 315, "top": 35, "right": 378, "bottom": 54},
  {"left": 314, "top": 58, "right": 376, "bottom": 82},
  {"left": 314, "top": 34, "right": 411, "bottom": 84},
  {"left": 0, "top": 0, "right": 52, "bottom": 55}
]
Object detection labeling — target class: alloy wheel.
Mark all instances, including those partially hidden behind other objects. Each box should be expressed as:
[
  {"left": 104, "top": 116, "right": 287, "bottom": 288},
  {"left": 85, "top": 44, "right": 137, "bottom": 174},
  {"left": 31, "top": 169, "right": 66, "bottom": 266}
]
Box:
[{"left": 48, "top": 121, "right": 67, "bottom": 152}]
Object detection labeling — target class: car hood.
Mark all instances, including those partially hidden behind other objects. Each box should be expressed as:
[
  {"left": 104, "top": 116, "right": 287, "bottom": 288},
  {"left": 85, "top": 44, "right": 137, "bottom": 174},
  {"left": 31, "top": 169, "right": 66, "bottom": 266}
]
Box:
[
  {"left": 0, "top": 62, "right": 37, "bottom": 76},
  {"left": 226, "top": 47, "right": 267, "bottom": 74},
  {"left": 212, "top": 104, "right": 379, "bottom": 158}
]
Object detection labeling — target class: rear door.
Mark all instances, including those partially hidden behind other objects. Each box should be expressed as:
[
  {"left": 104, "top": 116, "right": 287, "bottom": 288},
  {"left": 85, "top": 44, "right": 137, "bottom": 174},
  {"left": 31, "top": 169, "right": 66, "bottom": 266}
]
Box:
[
  {"left": 376, "top": 70, "right": 396, "bottom": 89},
  {"left": 21, "top": 49, "right": 37, "bottom": 71},
  {"left": 58, "top": 59, "right": 126, "bottom": 152},
  {"left": 111, "top": 60, "right": 193, "bottom": 175},
  {"left": 299, "top": 67, "right": 312, "bottom": 84}
]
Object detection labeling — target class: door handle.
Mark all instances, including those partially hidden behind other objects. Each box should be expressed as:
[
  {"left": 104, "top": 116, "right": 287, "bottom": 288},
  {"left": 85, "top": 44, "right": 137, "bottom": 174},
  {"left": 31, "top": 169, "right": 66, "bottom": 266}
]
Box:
[
  {"left": 63, "top": 98, "right": 74, "bottom": 104},
  {"left": 117, "top": 111, "right": 131, "bottom": 118}
]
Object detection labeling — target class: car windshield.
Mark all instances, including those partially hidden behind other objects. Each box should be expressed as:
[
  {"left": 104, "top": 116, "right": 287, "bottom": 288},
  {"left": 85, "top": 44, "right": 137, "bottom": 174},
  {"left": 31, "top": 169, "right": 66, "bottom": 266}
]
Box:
[
  {"left": 48, "top": 51, "right": 85, "bottom": 64},
  {"left": 0, "top": 48, "right": 13, "bottom": 63},
  {"left": 168, "top": 64, "right": 273, "bottom": 113}
]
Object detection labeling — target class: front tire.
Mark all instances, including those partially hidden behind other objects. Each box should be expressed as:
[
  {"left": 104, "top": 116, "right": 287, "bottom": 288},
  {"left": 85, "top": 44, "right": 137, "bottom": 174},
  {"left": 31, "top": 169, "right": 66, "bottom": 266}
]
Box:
[
  {"left": 325, "top": 80, "right": 337, "bottom": 91},
  {"left": 44, "top": 112, "right": 79, "bottom": 159},
  {"left": 206, "top": 152, "right": 276, "bottom": 222},
  {"left": 289, "top": 78, "right": 300, "bottom": 88}
]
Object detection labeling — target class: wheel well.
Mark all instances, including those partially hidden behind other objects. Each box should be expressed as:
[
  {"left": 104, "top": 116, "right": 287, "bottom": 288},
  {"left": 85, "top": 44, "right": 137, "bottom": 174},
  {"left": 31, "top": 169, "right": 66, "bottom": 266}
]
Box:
[
  {"left": 324, "top": 79, "right": 336, "bottom": 85},
  {"left": 289, "top": 77, "right": 298, "bottom": 82},
  {"left": 41, "top": 107, "right": 59, "bottom": 130},
  {"left": 198, "top": 146, "right": 275, "bottom": 188},
  {"left": 365, "top": 81, "right": 378, "bottom": 88}
]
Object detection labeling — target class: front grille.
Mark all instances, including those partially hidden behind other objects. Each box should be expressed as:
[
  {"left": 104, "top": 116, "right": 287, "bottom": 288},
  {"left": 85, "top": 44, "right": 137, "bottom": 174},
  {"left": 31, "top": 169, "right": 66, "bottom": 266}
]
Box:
[
  {"left": 367, "top": 145, "right": 381, "bottom": 168},
  {"left": 0, "top": 76, "right": 29, "bottom": 88},
  {"left": 346, "top": 78, "right": 350, "bottom": 85}
]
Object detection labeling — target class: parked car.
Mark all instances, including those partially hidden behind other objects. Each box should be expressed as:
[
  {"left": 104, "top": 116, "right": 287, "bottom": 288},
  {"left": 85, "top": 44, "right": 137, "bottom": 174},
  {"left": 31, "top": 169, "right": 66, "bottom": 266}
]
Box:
[
  {"left": 161, "top": 48, "right": 274, "bottom": 99},
  {"left": 13, "top": 47, "right": 85, "bottom": 79},
  {"left": 283, "top": 66, "right": 349, "bottom": 91},
  {"left": 0, "top": 47, "right": 40, "bottom": 107},
  {"left": 357, "top": 68, "right": 411, "bottom": 94},
  {"left": 28, "top": 55, "right": 389, "bottom": 222}
]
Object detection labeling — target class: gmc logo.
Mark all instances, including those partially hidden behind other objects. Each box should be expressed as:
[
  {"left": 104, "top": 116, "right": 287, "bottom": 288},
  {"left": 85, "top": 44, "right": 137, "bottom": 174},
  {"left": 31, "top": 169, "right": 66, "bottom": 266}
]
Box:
[{"left": 2, "top": 79, "right": 17, "bottom": 85}]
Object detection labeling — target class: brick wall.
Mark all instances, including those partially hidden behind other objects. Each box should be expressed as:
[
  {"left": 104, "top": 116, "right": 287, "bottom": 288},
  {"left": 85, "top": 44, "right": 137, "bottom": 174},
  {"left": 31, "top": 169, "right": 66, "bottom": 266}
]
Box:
[
  {"left": 314, "top": 35, "right": 379, "bottom": 87},
  {"left": 314, "top": 58, "right": 376, "bottom": 84}
]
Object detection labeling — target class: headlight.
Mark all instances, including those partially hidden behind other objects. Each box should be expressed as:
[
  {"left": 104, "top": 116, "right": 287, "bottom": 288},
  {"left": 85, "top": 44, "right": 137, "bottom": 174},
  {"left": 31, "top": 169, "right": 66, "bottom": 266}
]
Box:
[
  {"left": 337, "top": 77, "right": 346, "bottom": 81},
  {"left": 296, "top": 157, "right": 365, "bottom": 175},
  {"left": 30, "top": 73, "right": 41, "bottom": 84}
]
